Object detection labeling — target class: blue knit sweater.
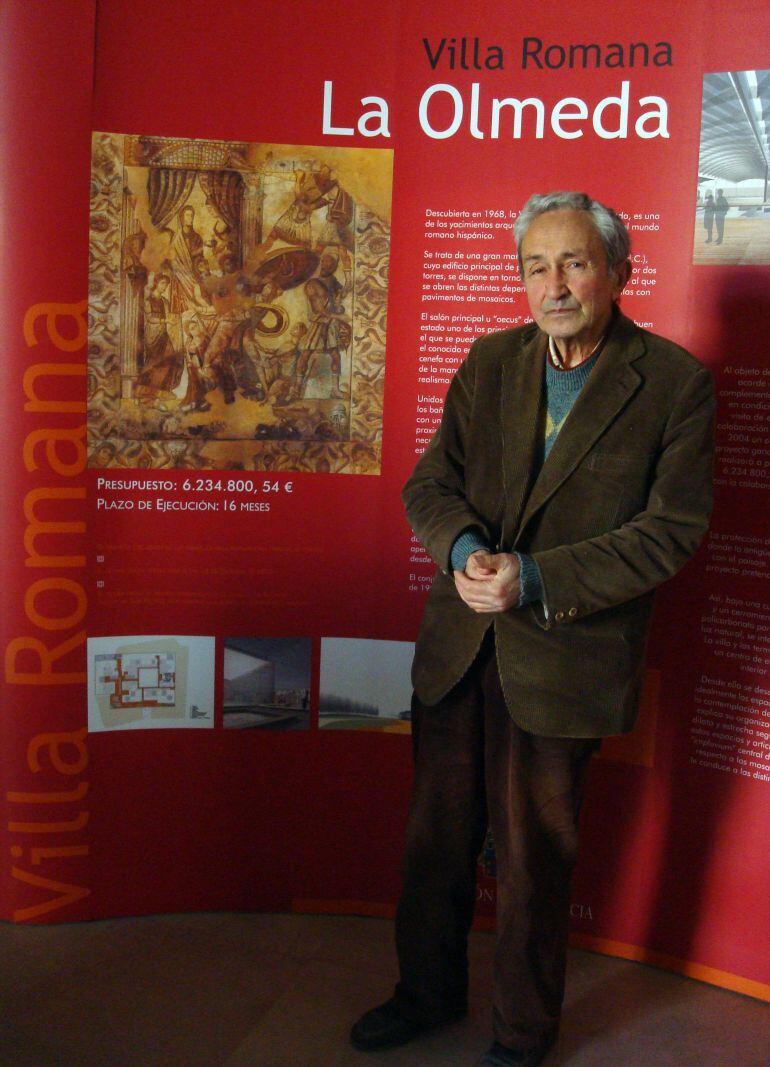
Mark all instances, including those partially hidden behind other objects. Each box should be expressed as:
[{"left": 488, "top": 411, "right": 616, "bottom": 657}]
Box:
[{"left": 450, "top": 348, "right": 601, "bottom": 606}]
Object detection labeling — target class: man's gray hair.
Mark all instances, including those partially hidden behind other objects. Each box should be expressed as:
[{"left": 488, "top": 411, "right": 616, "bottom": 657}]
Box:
[{"left": 514, "top": 191, "right": 630, "bottom": 276}]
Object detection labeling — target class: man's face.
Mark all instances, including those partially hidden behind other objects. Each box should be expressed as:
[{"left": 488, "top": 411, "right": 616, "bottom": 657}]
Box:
[{"left": 520, "top": 209, "right": 627, "bottom": 348}]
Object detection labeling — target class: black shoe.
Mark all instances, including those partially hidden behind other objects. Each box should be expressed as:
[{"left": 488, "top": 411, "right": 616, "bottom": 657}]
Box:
[
  {"left": 478, "top": 1035, "right": 556, "bottom": 1066},
  {"left": 350, "top": 998, "right": 462, "bottom": 1051}
]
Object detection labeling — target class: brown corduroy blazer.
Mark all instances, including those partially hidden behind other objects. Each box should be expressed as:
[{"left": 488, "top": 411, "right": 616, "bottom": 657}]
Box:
[{"left": 403, "top": 311, "right": 715, "bottom": 738}]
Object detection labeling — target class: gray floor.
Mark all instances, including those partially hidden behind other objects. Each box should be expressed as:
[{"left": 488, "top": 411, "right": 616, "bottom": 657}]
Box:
[{"left": 1, "top": 912, "right": 768, "bottom": 1065}]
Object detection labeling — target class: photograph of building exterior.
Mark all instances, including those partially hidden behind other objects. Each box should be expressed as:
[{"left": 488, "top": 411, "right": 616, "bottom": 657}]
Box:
[
  {"left": 223, "top": 637, "right": 311, "bottom": 729},
  {"left": 319, "top": 637, "right": 414, "bottom": 731}
]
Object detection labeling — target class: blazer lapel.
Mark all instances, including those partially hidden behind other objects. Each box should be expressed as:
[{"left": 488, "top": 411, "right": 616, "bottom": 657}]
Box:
[
  {"left": 500, "top": 328, "right": 547, "bottom": 542},
  {"left": 516, "top": 313, "right": 645, "bottom": 536}
]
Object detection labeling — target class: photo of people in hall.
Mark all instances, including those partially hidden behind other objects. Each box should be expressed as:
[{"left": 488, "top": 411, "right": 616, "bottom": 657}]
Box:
[{"left": 694, "top": 70, "right": 770, "bottom": 265}]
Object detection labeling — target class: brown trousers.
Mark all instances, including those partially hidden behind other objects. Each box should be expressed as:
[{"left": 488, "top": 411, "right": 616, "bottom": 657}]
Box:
[{"left": 394, "top": 632, "right": 598, "bottom": 1052}]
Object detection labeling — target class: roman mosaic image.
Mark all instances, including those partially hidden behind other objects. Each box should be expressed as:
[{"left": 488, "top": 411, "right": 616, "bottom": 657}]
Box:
[{"left": 88, "top": 134, "right": 392, "bottom": 473}]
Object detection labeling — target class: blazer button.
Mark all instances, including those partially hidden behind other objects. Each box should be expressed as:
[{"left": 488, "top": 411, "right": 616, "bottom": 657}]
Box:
[
  {"left": 568, "top": 607, "right": 578, "bottom": 618},
  {"left": 555, "top": 610, "right": 565, "bottom": 622}
]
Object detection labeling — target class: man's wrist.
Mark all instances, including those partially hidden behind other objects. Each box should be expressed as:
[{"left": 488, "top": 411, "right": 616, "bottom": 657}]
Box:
[
  {"left": 514, "top": 552, "right": 544, "bottom": 607},
  {"left": 450, "top": 528, "right": 490, "bottom": 572}
]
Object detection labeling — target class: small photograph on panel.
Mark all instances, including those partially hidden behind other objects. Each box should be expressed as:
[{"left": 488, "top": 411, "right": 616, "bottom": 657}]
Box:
[
  {"left": 319, "top": 637, "right": 414, "bottom": 732},
  {"left": 223, "top": 637, "right": 311, "bottom": 730},
  {"left": 693, "top": 70, "right": 770, "bottom": 265},
  {"left": 88, "top": 635, "right": 215, "bottom": 732}
]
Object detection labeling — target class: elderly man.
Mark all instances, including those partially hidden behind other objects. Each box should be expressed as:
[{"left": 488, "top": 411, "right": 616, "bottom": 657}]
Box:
[{"left": 351, "top": 192, "right": 714, "bottom": 1066}]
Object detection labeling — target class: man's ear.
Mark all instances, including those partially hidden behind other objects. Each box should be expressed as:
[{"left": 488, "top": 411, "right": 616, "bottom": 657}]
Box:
[{"left": 614, "top": 259, "right": 632, "bottom": 295}]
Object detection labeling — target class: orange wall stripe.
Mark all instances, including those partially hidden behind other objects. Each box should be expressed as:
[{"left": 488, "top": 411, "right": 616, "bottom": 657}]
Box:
[
  {"left": 291, "top": 902, "right": 769, "bottom": 1004},
  {"left": 570, "top": 932, "right": 770, "bottom": 1004}
]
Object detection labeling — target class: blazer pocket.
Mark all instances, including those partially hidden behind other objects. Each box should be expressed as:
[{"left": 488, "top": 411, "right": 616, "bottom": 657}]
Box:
[
  {"left": 587, "top": 451, "right": 656, "bottom": 512},
  {"left": 587, "top": 452, "right": 649, "bottom": 474}
]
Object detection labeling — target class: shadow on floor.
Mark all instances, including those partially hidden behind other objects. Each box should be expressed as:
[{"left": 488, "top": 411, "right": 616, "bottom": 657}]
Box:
[{"left": 0, "top": 913, "right": 767, "bottom": 1066}]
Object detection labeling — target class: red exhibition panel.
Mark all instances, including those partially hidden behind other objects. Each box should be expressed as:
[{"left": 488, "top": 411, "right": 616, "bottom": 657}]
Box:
[{"left": 1, "top": 0, "right": 768, "bottom": 1002}]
